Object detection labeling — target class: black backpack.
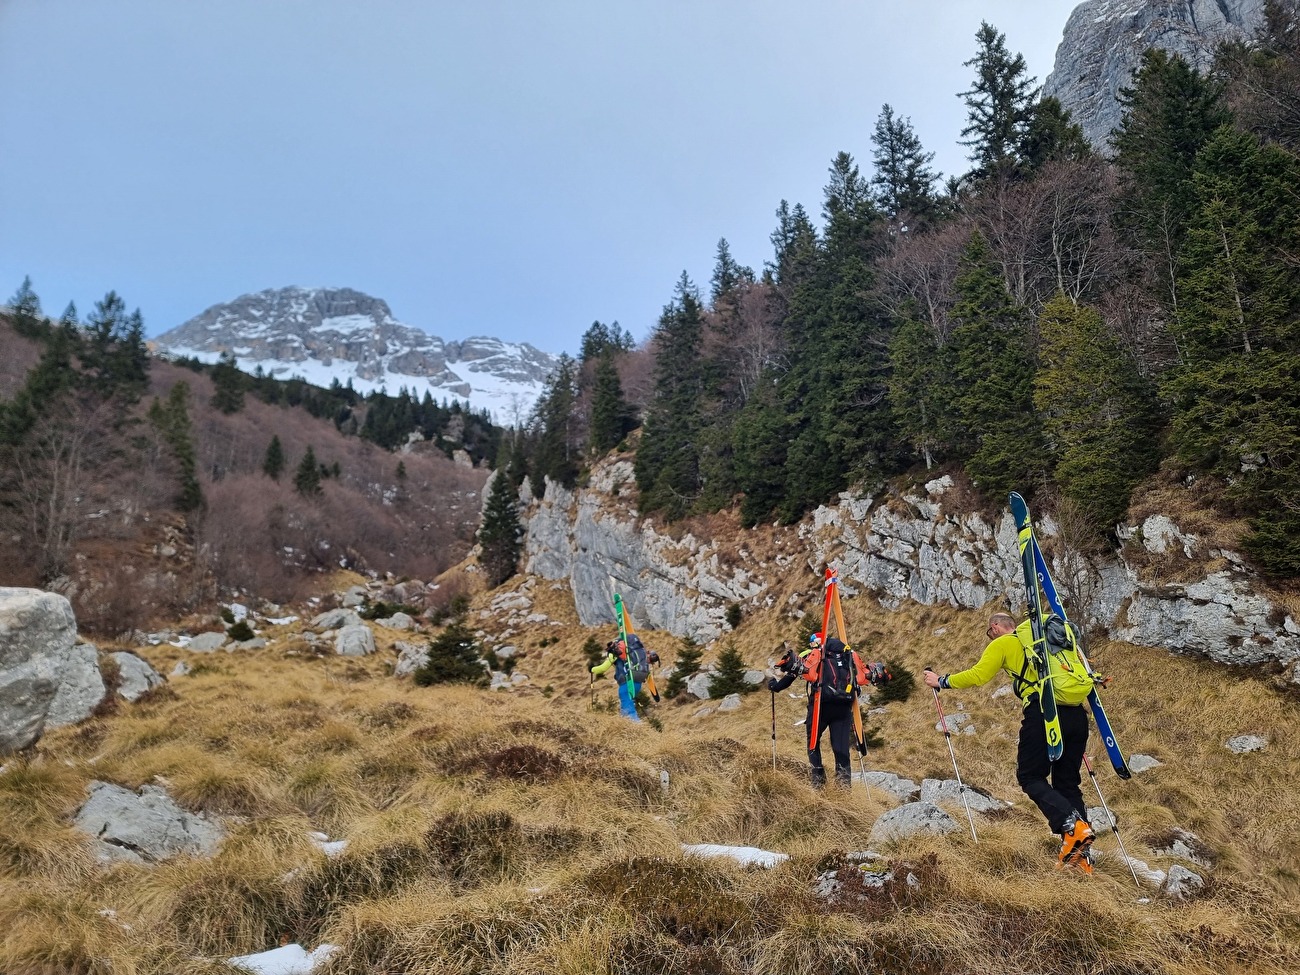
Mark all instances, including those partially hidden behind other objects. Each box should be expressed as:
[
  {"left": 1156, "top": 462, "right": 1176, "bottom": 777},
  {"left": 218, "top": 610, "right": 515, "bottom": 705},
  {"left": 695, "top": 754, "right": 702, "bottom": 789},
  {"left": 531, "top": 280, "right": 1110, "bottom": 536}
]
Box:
[
  {"left": 625, "top": 634, "right": 651, "bottom": 683},
  {"left": 817, "top": 648, "right": 856, "bottom": 703}
]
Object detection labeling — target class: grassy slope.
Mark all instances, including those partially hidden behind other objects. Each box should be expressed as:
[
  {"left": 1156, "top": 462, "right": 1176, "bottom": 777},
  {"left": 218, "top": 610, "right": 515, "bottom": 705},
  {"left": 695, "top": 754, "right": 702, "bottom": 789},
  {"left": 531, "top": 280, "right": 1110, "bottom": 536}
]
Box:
[{"left": 3, "top": 571, "right": 1299, "bottom": 975}]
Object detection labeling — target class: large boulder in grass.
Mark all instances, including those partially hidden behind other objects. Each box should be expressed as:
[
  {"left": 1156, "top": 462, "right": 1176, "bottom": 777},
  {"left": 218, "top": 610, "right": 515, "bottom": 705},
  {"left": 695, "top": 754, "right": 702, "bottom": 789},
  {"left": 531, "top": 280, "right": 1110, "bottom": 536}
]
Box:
[
  {"left": 0, "top": 587, "right": 78, "bottom": 753},
  {"left": 110, "top": 651, "right": 164, "bottom": 702},
  {"left": 46, "top": 643, "right": 108, "bottom": 728},
  {"left": 74, "top": 781, "right": 224, "bottom": 864},
  {"left": 868, "top": 802, "right": 959, "bottom": 845},
  {"left": 313, "top": 609, "right": 363, "bottom": 632},
  {"left": 335, "top": 624, "right": 375, "bottom": 657}
]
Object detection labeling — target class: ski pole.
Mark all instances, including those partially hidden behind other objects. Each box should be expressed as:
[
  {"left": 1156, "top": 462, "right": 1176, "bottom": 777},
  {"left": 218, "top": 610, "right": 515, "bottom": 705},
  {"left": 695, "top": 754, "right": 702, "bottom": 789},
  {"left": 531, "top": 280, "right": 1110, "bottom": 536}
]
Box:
[
  {"left": 926, "top": 676, "right": 978, "bottom": 842},
  {"left": 590, "top": 671, "right": 596, "bottom": 711},
  {"left": 1083, "top": 753, "right": 1141, "bottom": 886},
  {"left": 770, "top": 690, "right": 777, "bottom": 771}
]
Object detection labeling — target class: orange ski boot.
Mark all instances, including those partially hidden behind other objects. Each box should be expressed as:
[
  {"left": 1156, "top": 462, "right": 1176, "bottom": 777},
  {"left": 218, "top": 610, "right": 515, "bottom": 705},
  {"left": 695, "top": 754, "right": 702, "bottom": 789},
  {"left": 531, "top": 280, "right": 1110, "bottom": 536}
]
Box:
[{"left": 1058, "top": 813, "right": 1095, "bottom": 867}]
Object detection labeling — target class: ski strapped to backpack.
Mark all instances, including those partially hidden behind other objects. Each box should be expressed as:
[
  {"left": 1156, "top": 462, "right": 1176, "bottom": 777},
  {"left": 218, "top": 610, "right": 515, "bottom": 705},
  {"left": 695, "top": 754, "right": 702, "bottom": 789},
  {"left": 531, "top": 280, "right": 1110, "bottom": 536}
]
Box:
[
  {"left": 1028, "top": 532, "right": 1131, "bottom": 780},
  {"left": 807, "top": 568, "right": 888, "bottom": 762},
  {"left": 613, "top": 588, "right": 659, "bottom": 703},
  {"left": 1010, "top": 492, "right": 1064, "bottom": 763}
]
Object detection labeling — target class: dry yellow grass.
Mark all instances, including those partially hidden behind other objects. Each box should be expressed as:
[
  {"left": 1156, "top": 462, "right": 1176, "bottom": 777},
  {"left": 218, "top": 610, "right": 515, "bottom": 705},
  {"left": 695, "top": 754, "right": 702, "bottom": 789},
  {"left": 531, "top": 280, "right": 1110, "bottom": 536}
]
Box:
[{"left": 4, "top": 579, "right": 1300, "bottom": 974}]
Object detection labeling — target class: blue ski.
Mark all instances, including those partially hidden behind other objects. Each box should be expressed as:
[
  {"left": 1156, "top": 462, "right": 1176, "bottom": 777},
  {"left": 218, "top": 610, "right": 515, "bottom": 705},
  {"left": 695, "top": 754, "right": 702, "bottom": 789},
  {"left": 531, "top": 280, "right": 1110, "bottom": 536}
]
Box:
[
  {"left": 1009, "top": 492, "right": 1063, "bottom": 762},
  {"left": 1029, "top": 536, "right": 1132, "bottom": 780}
]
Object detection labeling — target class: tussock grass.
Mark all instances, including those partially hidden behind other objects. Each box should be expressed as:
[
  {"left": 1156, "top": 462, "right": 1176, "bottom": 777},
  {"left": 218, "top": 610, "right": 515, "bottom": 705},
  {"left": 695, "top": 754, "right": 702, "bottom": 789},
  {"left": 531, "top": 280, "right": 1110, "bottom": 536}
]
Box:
[{"left": 8, "top": 583, "right": 1300, "bottom": 974}]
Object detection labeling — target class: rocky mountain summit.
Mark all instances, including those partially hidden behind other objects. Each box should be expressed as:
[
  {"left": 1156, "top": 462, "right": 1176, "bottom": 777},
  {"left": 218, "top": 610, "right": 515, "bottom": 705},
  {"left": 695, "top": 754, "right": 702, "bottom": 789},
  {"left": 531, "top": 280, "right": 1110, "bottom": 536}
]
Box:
[
  {"left": 153, "top": 286, "right": 559, "bottom": 419},
  {"left": 1045, "top": 0, "right": 1266, "bottom": 149}
]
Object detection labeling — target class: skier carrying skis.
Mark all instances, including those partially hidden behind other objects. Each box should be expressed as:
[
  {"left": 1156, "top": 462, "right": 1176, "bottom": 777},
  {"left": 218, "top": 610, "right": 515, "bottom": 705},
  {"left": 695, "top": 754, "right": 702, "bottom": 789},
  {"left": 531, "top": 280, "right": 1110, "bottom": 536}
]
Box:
[
  {"left": 769, "top": 635, "right": 886, "bottom": 788},
  {"left": 923, "top": 612, "right": 1095, "bottom": 871},
  {"left": 590, "top": 637, "right": 659, "bottom": 722}
]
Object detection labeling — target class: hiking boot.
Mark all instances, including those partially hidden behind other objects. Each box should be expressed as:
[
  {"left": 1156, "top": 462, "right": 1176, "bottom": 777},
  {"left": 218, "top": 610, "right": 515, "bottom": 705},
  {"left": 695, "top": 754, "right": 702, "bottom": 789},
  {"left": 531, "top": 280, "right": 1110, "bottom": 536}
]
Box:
[
  {"left": 1058, "top": 813, "right": 1094, "bottom": 866},
  {"left": 1074, "top": 849, "right": 1095, "bottom": 875}
]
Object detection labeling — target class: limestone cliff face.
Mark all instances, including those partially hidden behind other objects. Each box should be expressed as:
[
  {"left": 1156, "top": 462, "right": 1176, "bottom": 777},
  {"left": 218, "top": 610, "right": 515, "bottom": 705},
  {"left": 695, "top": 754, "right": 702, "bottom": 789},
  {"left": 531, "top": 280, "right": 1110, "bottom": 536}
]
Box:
[
  {"left": 1044, "top": 0, "right": 1266, "bottom": 150},
  {"left": 520, "top": 460, "right": 1300, "bottom": 678}
]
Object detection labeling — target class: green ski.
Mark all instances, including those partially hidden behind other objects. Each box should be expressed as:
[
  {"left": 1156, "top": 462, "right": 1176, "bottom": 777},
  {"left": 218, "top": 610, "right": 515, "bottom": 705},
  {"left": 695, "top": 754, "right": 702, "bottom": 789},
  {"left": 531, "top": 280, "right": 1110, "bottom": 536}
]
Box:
[{"left": 1010, "top": 492, "right": 1064, "bottom": 762}]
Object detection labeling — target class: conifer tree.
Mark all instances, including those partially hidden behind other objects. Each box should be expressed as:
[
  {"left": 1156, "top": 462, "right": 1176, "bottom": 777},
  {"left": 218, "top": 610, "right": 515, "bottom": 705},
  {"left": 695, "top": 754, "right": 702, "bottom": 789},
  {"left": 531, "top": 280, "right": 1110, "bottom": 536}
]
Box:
[
  {"left": 949, "top": 232, "right": 1045, "bottom": 498},
  {"left": 478, "top": 469, "right": 523, "bottom": 588},
  {"left": 413, "top": 616, "right": 488, "bottom": 686},
  {"left": 8, "top": 276, "right": 45, "bottom": 338},
  {"left": 1034, "top": 295, "right": 1161, "bottom": 529},
  {"left": 707, "top": 640, "right": 755, "bottom": 697},
  {"left": 115, "top": 309, "right": 150, "bottom": 402},
  {"left": 888, "top": 317, "right": 956, "bottom": 469},
  {"left": 530, "top": 355, "right": 580, "bottom": 488},
  {"left": 1111, "top": 49, "right": 1230, "bottom": 306},
  {"left": 1021, "top": 96, "right": 1090, "bottom": 171},
  {"left": 149, "top": 382, "right": 203, "bottom": 512},
  {"left": 732, "top": 373, "right": 789, "bottom": 527},
  {"left": 778, "top": 152, "right": 893, "bottom": 519},
  {"left": 635, "top": 273, "right": 706, "bottom": 519},
  {"left": 1164, "top": 128, "right": 1300, "bottom": 573},
  {"left": 588, "top": 347, "right": 634, "bottom": 455},
  {"left": 211, "top": 352, "right": 246, "bottom": 413},
  {"left": 664, "top": 636, "right": 703, "bottom": 699},
  {"left": 959, "top": 22, "right": 1039, "bottom": 180},
  {"left": 870, "top": 104, "right": 940, "bottom": 232},
  {"left": 263, "top": 435, "right": 285, "bottom": 480},
  {"left": 294, "top": 445, "right": 322, "bottom": 496}
]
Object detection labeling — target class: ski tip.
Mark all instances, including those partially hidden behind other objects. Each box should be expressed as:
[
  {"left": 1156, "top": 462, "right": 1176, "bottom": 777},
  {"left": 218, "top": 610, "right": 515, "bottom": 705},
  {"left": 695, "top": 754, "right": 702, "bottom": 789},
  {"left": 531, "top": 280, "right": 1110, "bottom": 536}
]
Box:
[{"left": 1115, "top": 767, "right": 1133, "bottom": 781}]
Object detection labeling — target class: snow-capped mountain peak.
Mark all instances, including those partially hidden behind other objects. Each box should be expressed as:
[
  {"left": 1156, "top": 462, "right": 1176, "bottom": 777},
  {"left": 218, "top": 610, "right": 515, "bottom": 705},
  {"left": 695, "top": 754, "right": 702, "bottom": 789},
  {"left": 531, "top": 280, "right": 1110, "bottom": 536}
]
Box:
[{"left": 153, "top": 287, "right": 557, "bottom": 421}]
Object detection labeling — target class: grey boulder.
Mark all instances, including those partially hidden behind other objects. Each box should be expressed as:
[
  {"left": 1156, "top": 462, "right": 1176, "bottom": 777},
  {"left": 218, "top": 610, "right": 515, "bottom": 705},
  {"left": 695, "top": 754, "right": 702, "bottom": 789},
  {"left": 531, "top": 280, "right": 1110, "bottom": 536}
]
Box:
[
  {"left": 111, "top": 651, "right": 164, "bottom": 702},
  {"left": 312, "top": 609, "right": 363, "bottom": 631},
  {"left": 920, "top": 778, "right": 1007, "bottom": 813},
  {"left": 0, "top": 587, "right": 78, "bottom": 753},
  {"left": 335, "top": 624, "right": 375, "bottom": 657},
  {"left": 869, "top": 801, "right": 959, "bottom": 845},
  {"left": 187, "top": 632, "right": 228, "bottom": 652},
  {"left": 46, "top": 643, "right": 108, "bottom": 728},
  {"left": 393, "top": 641, "right": 429, "bottom": 678},
  {"left": 75, "top": 781, "right": 224, "bottom": 864}
]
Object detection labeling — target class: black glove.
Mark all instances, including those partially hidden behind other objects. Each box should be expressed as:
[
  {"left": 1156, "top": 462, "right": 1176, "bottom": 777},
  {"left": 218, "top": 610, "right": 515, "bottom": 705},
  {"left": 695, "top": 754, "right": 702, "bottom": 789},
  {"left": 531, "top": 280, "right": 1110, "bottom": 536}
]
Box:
[
  {"left": 767, "top": 678, "right": 781, "bottom": 692},
  {"left": 867, "top": 662, "right": 891, "bottom": 687},
  {"left": 648, "top": 650, "right": 661, "bottom": 664}
]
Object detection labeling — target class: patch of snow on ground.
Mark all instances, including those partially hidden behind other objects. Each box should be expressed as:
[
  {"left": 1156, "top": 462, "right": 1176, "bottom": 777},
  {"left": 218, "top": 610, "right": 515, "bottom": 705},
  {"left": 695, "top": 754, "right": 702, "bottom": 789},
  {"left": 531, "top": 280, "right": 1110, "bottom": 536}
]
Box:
[
  {"left": 229, "top": 943, "right": 338, "bottom": 975},
  {"left": 681, "top": 843, "right": 789, "bottom": 868}
]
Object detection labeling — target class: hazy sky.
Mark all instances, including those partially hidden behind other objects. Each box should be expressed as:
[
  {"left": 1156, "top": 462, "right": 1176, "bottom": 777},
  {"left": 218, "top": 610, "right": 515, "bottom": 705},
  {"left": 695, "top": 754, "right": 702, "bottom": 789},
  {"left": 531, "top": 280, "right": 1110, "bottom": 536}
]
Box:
[{"left": 0, "top": 1, "right": 1077, "bottom": 355}]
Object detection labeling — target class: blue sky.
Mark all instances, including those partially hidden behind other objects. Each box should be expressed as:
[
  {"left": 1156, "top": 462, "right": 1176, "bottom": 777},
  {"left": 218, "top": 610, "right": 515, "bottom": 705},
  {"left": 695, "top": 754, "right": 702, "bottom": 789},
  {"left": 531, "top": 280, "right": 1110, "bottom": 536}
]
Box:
[{"left": 0, "top": 1, "right": 1076, "bottom": 356}]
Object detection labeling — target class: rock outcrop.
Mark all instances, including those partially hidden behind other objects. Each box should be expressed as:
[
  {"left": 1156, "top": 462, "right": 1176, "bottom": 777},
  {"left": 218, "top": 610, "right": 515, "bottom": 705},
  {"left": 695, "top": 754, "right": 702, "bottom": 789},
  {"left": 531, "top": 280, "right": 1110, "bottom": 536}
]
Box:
[
  {"left": 1044, "top": 0, "right": 1266, "bottom": 150},
  {"left": 0, "top": 587, "right": 80, "bottom": 753},
  {"left": 521, "top": 459, "right": 1299, "bottom": 678}
]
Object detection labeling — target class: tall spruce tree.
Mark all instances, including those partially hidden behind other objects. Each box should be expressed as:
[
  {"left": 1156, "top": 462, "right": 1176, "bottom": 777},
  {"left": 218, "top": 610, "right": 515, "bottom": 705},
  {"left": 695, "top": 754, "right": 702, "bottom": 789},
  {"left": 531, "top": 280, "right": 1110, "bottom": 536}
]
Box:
[
  {"left": 478, "top": 469, "right": 523, "bottom": 587},
  {"left": 870, "top": 104, "right": 940, "bottom": 233},
  {"left": 1034, "top": 295, "right": 1161, "bottom": 529},
  {"left": 887, "top": 317, "right": 956, "bottom": 470},
  {"left": 958, "top": 22, "right": 1039, "bottom": 180},
  {"left": 635, "top": 273, "right": 706, "bottom": 519},
  {"left": 148, "top": 382, "right": 203, "bottom": 512},
  {"left": 211, "top": 352, "right": 246, "bottom": 413},
  {"left": 263, "top": 434, "right": 286, "bottom": 480},
  {"left": 950, "top": 232, "right": 1045, "bottom": 498},
  {"left": 778, "top": 152, "right": 892, "bottom": 519},
  {"left": 1111, "top": 49, "right": 1230, "bottom": 307},
  {"left": 1164, "top": 128, "right": 1300, "bottom": 573},
  {"left": 588, "top": 348, "right": 634, "bottom": 455},
  {"left": 8, "top": 276, "right": 45, "bottom": 338},
  {"left": 732, "top": 372, "right": 789, "bottom": 527},
  {"left": 530, "top": 355, "right": 580, "bottom": 488},
  {"left": 294, "top": 445, "right": 322, "bottom": 496}
]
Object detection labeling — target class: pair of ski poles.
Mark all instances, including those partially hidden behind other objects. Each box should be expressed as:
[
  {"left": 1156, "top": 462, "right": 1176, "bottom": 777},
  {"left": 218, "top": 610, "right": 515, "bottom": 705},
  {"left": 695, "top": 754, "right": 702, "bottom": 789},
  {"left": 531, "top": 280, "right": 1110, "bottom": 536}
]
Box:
[{"left": 927, "top": 672, "right": 1140, "bottom": 883}]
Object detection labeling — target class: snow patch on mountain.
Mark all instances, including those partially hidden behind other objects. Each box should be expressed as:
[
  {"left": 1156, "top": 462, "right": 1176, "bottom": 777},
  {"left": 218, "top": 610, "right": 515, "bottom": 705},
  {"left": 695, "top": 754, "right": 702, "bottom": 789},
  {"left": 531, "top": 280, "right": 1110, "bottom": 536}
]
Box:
[{"left": 153, "top": 286, "right": 558, "bottom": 421}]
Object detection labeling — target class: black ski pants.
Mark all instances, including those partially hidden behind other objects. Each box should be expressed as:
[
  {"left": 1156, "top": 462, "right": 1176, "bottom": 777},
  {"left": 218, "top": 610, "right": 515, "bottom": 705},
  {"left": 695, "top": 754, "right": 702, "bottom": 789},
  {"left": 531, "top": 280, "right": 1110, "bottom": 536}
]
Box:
[
  {"left": 807, "top": 697, "right": 854, "bottom": 788},
  {"left": 1016, "top": 696, "right": 1088, "bottom": 834}
]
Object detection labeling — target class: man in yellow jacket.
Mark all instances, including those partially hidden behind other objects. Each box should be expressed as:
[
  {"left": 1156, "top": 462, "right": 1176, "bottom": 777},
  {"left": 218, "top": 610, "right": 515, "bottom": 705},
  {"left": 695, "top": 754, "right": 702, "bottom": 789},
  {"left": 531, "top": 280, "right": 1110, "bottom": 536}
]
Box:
[{"left": 923, "top": 612, "right": 1094, "bottom": 871}]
